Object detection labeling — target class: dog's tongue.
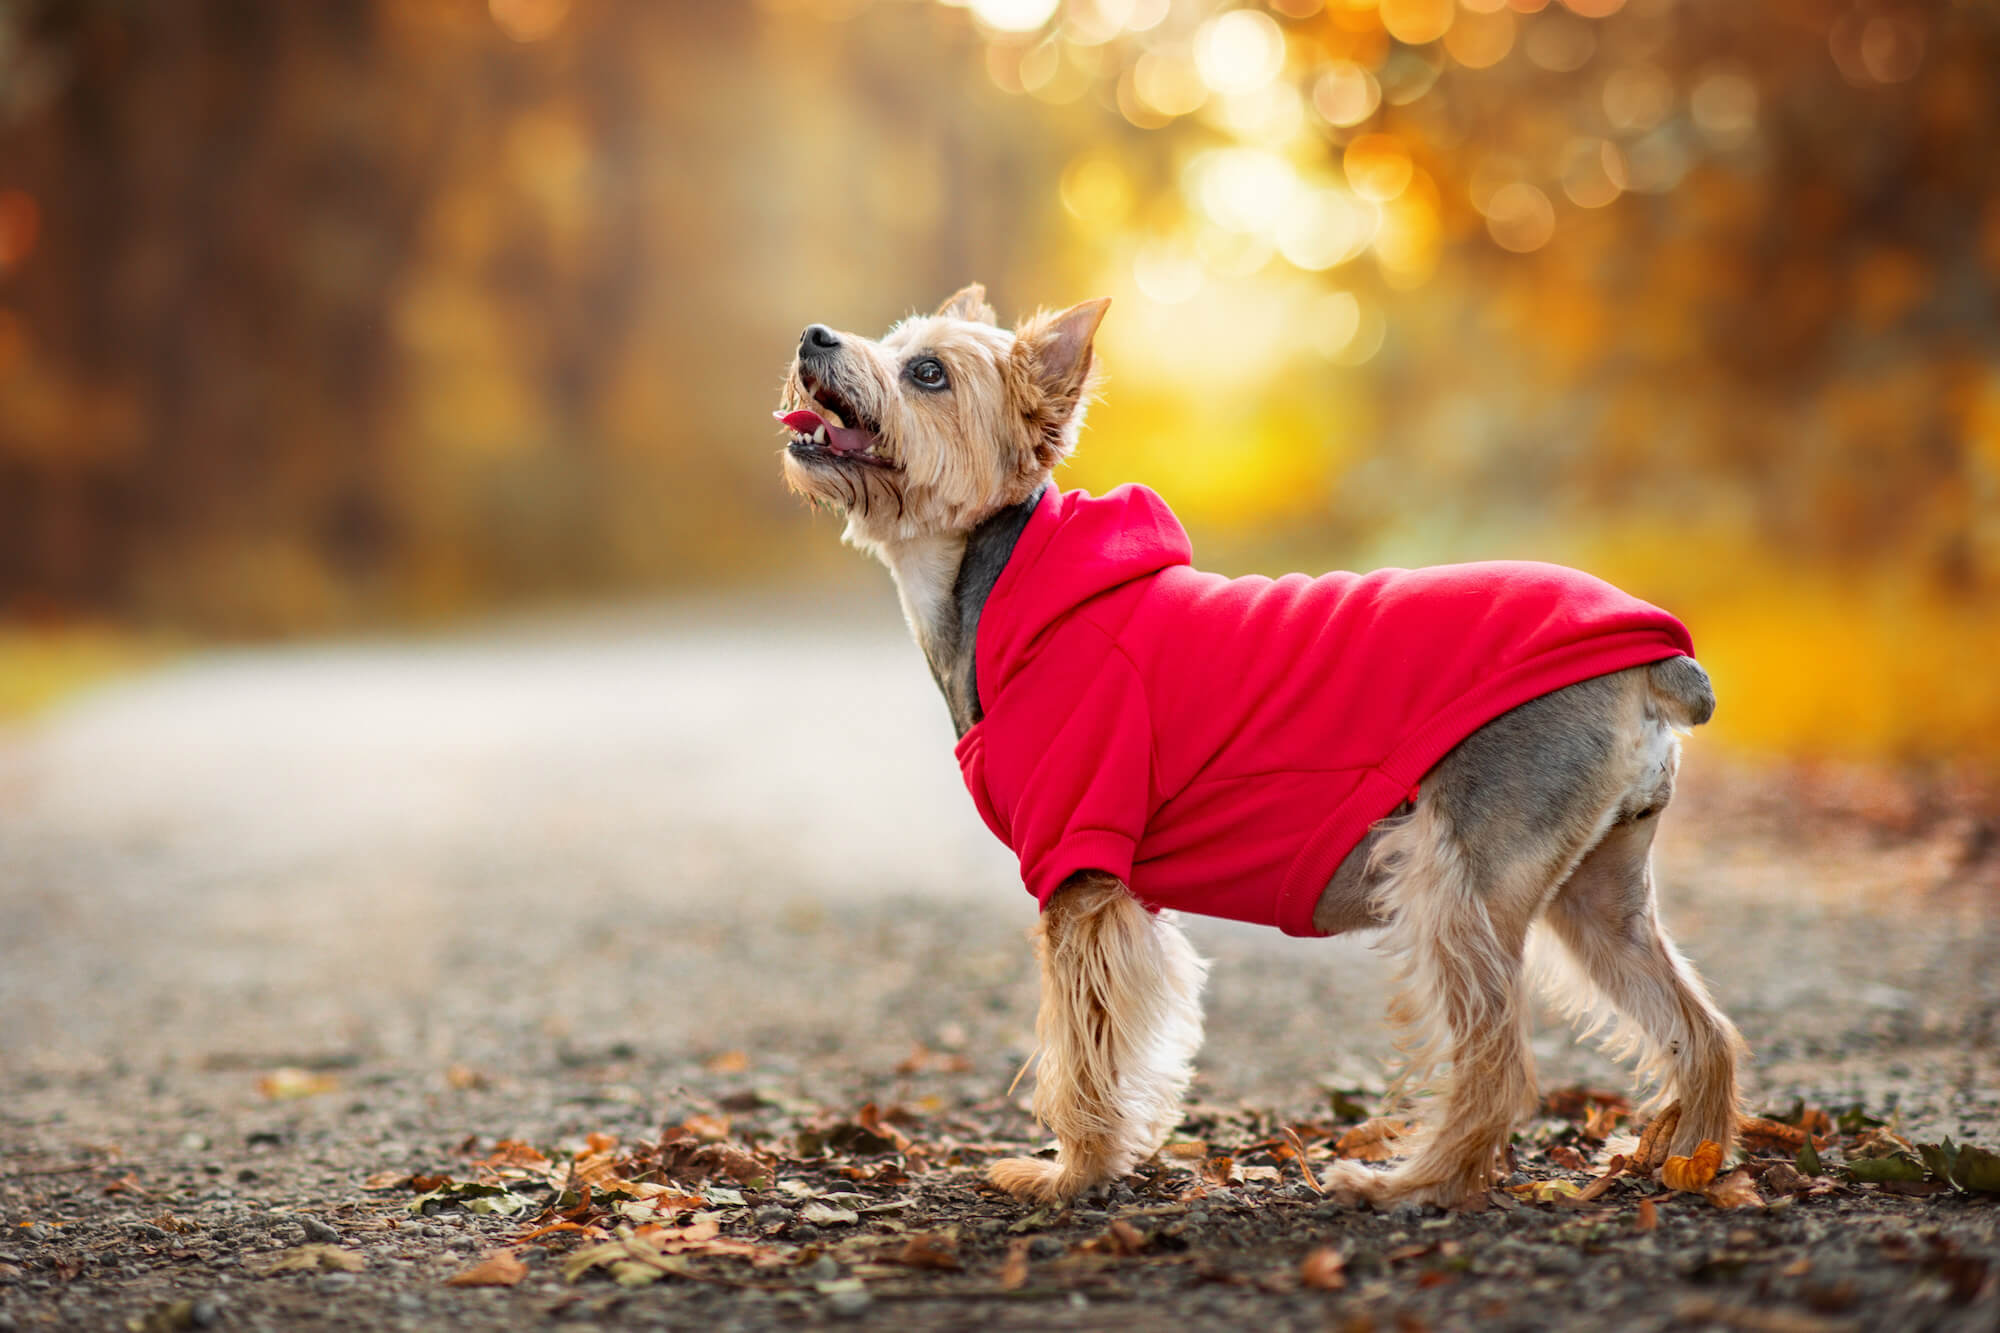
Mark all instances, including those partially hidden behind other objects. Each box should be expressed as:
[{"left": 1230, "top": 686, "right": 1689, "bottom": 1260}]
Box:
[{"left": 775, "top": 408, "right": 876, "bottom": 455}]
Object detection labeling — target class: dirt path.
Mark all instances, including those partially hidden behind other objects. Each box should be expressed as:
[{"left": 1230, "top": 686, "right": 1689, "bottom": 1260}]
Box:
[{"left": 3, "top": 602, "right": 1996, "bottom": 1330}]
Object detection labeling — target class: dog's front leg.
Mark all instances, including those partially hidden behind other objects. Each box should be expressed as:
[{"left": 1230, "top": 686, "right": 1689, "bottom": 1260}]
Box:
[{"left": 988, "top": 872, "right": 1208, "bottom": 1204}]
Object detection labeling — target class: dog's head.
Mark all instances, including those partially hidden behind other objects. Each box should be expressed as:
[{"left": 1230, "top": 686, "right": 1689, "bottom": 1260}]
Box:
[{"left": 776, "top": 284, "right": 1109, "bottom": 552}]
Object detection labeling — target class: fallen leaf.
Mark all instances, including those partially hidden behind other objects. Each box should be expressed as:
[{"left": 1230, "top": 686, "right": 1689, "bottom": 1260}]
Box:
[
  {"left": 999, "top": 1239, "right": 1030, "bottom": 1290},
  {"left": 256, "top": 1068, "right": 338, "bottom": 1100},
  {"left": 1163, "top": 1140, "right": 1210, "bottom": 1160},
  {"left": 1508, "top": 1178, "right": 1582, "bottom": 1204},
  {"left": 1736, "top": 1112, "right": 1832, "bottom": 1152},
  {"left": 892, "top": 1234, "right": 960, "bottom": 1271},
  {"left": 1088, "top": 1216, "right": 1152, "bottom": 1248},
  {"left": 1796, "top": 1134, "right": 1824, "bottom": 1178},
  {"left": 894, "top": 1043, "right": 972, "bottom": 1075},
  {"left": 1548, "top": 1145, "right": 1588, "bottom": 1172},
  {"left": 478, "top": 1140, "right": 551, "bottom": 1172},
  {"left": 800, "top": 1201, "right": 859, "bottom": 1227},
  {"left": 1566, "top": 1155, "right": 1627, "bottom": 1204},
  {"left": 1283, "top": 1127, "right": 1323, "bottom": 1193},
  {"left": 259, "top": 1245, "right": 364, "bottom": 1275},
  {"left": 1948, "top": 1142, "right": 2000, "bottom": 1193},
  {"left": 1543, "top": 1087, "right": 1632, "bottom": 1121},
  {"left": 362, "top": 1170, "right": 414, "bottom": 1191},
  {"left": 857, "top": 1103, "right": 914, "bottom": 1155},
  {"left": 1201, "top": 1155, "right": 1239, "bottom": 1186},
  {"left": 1661, "top": 1140, "right": 1723, "bottom": 1193},
  {"left": 1843, "top": 1154, "right": 1927, "bottom": 1184},
  {"left": 1334, "top": 1119, "right": 1408, "bottom": 1162},
  {"left": 1582, "top": 1102, "right": 1626, "bottom": 1142},
  {"left": 1631, "top": 1104, "right": 1683, "bottom": 1172},
  {"left": 102, "top": 1174, "right": 145, "bottom": 1195},
  {"left": 444, "top": 1064, "right": 488, "bottom": 1091},
  {"left": 705, "top": 1049, "right": 750, "bottom": 1074},
  {"left": 1703, "top": 1169, "right": 1764, "bottom": 1210},
  {"left": 446, "top": 1252, "right": 528, "bottom": 1287},
  {"left": 1300, "top": 1246, "right": 1348, "bottom": 1290},
  {"left": 676, "top": 1114, "right": 734, "bottom": 1143},
  {"left": 1635, "top": 1198, "right": 1658, "bottom": 1231},
  {"left": 1674, "top": 1297, "right": 1854, "bottom": 1333}
]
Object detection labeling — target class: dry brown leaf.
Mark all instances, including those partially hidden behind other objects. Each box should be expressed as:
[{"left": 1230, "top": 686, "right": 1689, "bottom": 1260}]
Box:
[
  {"left": 893, "top": 1044, "right": 972, "bottom": 1075},
  {"left": 446, "top": 1252, "right": 527, "bottom": 1287},
  {"left": 1299, "top": 1246, "right": 1348, "bottom": 1291},
  {"left": 479, "top": 1140, "right": 551, "bottom": 1172},
  {"left": 1163, "top": 1140, "right": 1210, "bottom": 1160},
  {"left": 892, "top": 1234, "right": 960, "bottom": 1271},
  {"left": 1543, "top": 1087, "right": 1633, "bottom": 1121},
  {"left": 857, "top": 1103, "right": 913, "bottom": 1155},
  {"left": 444, "top": 1064, "right": 488, "bottom": 1091},
  {"left": 362, "top": 1170, "right": 414, "bottom": 1191},
  {"left": 657, "top": 1137, "right": 771, "bottom": 1187},
  {"left": 1082, "top": 1219, "right": 1147, "bottom": 1256},
  {"left": 1582, "top": 1102, "right": 1626, "bottom": 1142},
  {"left": 1631, "top": 1104, "right": 1683, "bottom": 1171},
  {"left": 1635, "top": 1197, "right": 1659, "bottom": 1231},
  {"left": 999, "top": 1239, "right": 1030, "bottom": 1291},
  {"left": 1283, "top": 1127, "right": 1323, "bottom": 1193},
  {"left": 1737, "top": 1117, "right": 1832, "bottom": 1155},
  {"left": 1566, "top": 1155, "right": 1628, "bottom": 1205},
  {"left": 1662, "top": 1140, "right": 1724, "bottom": 1193},
  {"left": 675, "top": 1113, "right": 732, "bottom": 1143},
  {"left": 704, "top": 1049, "right": 750, "bottom": 1074},
  {"left": 1548, "top": 1145, "right": 1588, "bottom": 1172},
  {"left": 256, "top": 1068, "right": 338, "bottom": 1101},
  {"left": 1201, "top": 1155, "right": 1239, "bottom": 1186},
  {"left": 260, "top": 1245, "right": 364, "bottom": 1275},
  {"left": 1334, "top": 1118, "right": 1408, "bottom": 1162},
  {"left": 1703, "top": 1169, "right": 1765, "bottom": 1210}
]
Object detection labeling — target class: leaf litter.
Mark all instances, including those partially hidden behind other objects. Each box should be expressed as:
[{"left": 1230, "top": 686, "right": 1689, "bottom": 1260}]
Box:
[{"left": 353, "top": 1085, "right": 2000, "bottom": 1315}]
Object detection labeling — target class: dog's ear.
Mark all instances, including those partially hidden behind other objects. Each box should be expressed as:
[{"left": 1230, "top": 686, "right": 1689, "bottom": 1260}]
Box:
[
  {"left": 936, "top": 283, "right": 997, "bottom": 324},
  {"left": 1013, "top": 297, "right": 1110, "bottom": 466}
]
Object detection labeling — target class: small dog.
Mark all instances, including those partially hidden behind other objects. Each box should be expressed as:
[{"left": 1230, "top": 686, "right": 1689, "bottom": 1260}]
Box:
[{"left": 775, "top": 285, "right": 1745, "bottom": 1209}]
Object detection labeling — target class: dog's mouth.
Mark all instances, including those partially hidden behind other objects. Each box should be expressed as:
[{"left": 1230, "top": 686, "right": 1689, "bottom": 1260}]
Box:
[{"left": 775, "top": 378, "right": 894, "bottom": 468}]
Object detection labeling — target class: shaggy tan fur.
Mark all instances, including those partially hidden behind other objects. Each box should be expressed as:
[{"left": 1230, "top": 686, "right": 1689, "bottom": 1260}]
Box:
[{"left": 986, "top": 873, "right": 1208, "bottom": 1204}]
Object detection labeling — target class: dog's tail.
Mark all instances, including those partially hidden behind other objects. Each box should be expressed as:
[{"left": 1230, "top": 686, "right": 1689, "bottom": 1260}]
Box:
[{"left": 1646, "top": 655, "right": 1715, "bottom": 729}]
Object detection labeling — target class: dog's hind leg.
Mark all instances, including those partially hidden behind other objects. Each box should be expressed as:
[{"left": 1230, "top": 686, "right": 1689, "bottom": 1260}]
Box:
[
  {"left": 1541, "top": 805, "right": 1746, "bottom": 1157},
  {"left": 1320, "top": 797, "right": 1547, "bottom": 1209},
  {"left": 988, "top": 872, "right": 1208, "bottom": 1204}
]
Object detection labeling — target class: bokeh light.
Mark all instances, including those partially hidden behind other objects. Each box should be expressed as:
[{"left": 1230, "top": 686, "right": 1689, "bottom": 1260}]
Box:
[
  {"left": 1193, "top": 10, "right": 1287, "bottom": 97},
  {"left": 1311, "top": 63, "right": 1382, "bottom": 128},
  {"left": 1483, "top": 181, "right": 1556, "bottom": 252},
  {"left": 488, "top": 0, "right": 570, "bottom": 43},
  {"left": 968, "top": 0, "right": 1061, "bottom": 34},
  {"left": 1379, "top": 0, "right": 1455, "bottom": 47}
]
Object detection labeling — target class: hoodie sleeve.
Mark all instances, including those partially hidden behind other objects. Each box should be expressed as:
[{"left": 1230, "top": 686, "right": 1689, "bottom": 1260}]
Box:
[{"left": 996, "top": 642, "right": 1154, "bottom": 910}]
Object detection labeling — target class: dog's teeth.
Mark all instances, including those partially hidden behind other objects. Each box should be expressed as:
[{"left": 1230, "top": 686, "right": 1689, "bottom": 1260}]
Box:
[{"left": 813, "top": 425, "right": 827, "bottom": 444}]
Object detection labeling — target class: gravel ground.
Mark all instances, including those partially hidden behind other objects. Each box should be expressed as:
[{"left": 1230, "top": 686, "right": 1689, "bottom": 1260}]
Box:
[{"left": 2, "top": 600, "right": 1996, "bottom": 1331}]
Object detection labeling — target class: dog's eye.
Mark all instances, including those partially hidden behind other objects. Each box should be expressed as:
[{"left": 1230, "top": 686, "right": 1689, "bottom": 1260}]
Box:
[{"left": 907, "top": 356, "right": 949, "bottom": 391}]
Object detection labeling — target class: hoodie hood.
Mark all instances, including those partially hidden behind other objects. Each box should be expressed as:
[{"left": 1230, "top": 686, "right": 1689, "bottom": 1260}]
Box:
[{"left": 974, "top": 485, "right": 1194, "bottom": 713}]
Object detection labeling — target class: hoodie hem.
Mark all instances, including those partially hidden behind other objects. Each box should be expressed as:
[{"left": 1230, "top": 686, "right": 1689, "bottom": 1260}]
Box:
[{"left": 1274, "top": 638, "right": 1692, "bottom": 937}]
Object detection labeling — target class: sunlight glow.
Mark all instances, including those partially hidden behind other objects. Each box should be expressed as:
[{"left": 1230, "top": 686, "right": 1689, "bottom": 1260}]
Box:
[
  {"left": 967, "top": 0, "right": 1060, "bottom": 34},
  {"left": 1311, "top": 63, "right": 1381, "bottom": 128},
  {"left": 1193, "top": 10, "right": 1287, "bottom": 96}
]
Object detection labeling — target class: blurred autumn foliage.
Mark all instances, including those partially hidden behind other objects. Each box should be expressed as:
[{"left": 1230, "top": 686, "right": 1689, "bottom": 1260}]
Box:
[{"left": 0, "top": 0, "right": 1995, "bottom": 756}]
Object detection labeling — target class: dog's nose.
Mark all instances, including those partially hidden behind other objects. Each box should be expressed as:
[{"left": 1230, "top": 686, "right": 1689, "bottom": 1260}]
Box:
[{"left": 800, "top": 324, "right": 841, "bottom": 356}]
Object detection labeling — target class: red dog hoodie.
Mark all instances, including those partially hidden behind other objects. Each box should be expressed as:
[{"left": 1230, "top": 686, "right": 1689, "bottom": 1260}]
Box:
[{"left": 952, "top": 485, "right": 1696, "bottom": 937}]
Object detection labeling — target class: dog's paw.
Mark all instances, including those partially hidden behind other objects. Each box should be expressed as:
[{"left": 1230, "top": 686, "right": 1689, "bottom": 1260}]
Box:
[
  {"left": 988, "top": 1156, "right": 1072, "bottom": 1204},
  {"left": 1316, "top": 1158, "right": 1390, "bottom": 1204},
  {"left": 1317, "top": 1158, "right": 1493, "bottom": 1212}
]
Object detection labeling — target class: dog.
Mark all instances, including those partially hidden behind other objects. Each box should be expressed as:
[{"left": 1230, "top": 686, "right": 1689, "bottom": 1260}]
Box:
[{"left": 774, "top": 284, "right": 1746, "bottom": 1209}]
